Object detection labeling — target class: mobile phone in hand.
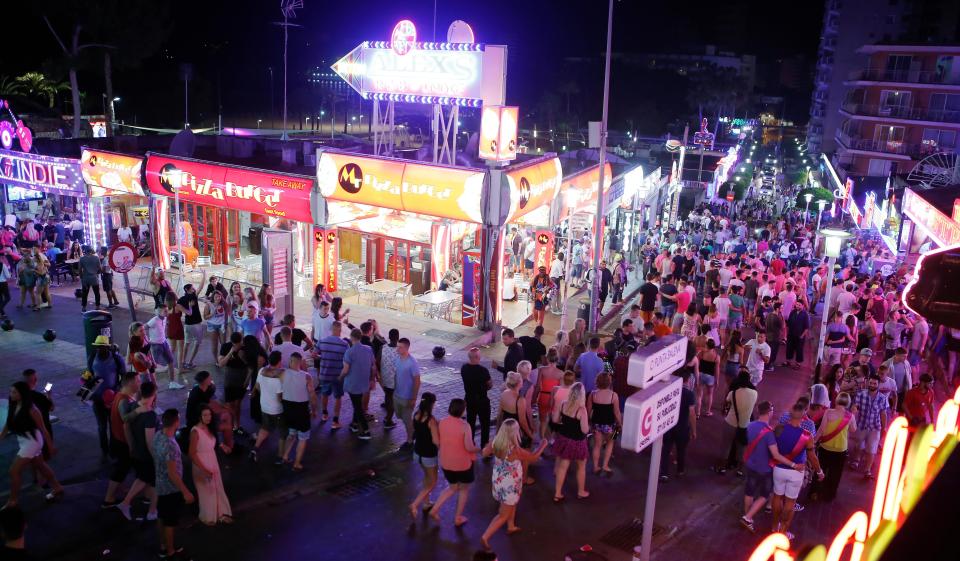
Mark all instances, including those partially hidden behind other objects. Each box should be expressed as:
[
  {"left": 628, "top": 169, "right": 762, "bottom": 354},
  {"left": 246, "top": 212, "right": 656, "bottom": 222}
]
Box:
[{"left": 45, "top": 382, "right": 53, "bottom": 392}]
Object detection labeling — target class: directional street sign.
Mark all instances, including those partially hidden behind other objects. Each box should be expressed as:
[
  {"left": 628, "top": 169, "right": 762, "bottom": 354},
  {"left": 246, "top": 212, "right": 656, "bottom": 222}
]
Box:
[
  {"left": 627, "top": 335, "right": 688, "bottom": 389},
  {"left": 621, "top": 376, "right": 683, "bottom": 453},
  {"left": 331, "top": 22, "right": 506, "bottom": 108}
]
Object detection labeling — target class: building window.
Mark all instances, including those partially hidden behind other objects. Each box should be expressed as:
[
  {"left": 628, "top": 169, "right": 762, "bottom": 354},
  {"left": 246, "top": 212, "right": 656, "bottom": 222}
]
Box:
[
  {"left": 928, "top": 93, "right": 960, "bottom": 121},
  {"left": 921, "top": 128, "right": 957, "bottom": 151},
  {"left": 867, "top": 159, "right": 892, "bottom": 177}
]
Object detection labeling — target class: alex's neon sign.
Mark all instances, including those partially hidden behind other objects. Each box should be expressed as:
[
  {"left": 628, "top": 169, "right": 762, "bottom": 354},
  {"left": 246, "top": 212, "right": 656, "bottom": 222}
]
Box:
[{"left": 747, "top": 387, "right": 960, "bottom": 561}]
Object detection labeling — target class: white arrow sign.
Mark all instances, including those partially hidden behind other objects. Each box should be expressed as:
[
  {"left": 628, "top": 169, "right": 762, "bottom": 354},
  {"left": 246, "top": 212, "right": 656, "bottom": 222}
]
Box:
[{"left": 331, "top": 39, "right": 506, "bottom": 107}]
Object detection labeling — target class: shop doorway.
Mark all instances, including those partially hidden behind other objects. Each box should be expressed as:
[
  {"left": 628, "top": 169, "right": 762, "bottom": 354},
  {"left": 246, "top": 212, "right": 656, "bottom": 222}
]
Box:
[{"left": 181, "top": 202, "right": 241, "bottom": 264}]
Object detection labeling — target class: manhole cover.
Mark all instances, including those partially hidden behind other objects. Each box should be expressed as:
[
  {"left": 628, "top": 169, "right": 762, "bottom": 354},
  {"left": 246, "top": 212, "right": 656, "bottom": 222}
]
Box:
[
  {"left": 423, "top": 329, "right": 466, "bottom": 342},
  {"left": 419, "top": 366, "right": 461, "bottom": 387},
  {"left": 326, "top": 473, "right": 402, "bottom": 500},
  {"left": 599, "top": 518, "right": 665, "bottom": 553}
]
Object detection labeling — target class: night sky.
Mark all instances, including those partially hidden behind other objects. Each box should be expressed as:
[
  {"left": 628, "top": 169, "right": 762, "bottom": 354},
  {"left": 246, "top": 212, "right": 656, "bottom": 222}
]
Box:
[{"left": 3, "top": 0, "right": 823, "bottom": 128}]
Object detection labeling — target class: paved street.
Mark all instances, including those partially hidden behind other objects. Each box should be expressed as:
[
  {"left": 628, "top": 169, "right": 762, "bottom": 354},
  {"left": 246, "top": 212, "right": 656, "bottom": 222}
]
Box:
[{"left": 0, "top": 278, "right": 877, "bottom": 561}]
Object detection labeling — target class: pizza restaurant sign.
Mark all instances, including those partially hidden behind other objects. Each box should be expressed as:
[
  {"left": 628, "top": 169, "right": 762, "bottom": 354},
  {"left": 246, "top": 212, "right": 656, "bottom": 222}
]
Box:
[
  {"left": 145, "top": 154, "right": 314, "bottom": 223},
  {"left": 747, "top": 386, "right": 960, "bottom": 561}
]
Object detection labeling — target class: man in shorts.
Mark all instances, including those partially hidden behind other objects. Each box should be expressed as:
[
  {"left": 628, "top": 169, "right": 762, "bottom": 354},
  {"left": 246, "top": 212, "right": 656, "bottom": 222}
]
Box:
[
  {"left": 146, "top": 304, "right": 183, "bottom": 390},
  {"left": 850, "top": 375, "right": 889, "bottom": 478},
  {"left": 117, "top": 381, "right": 159, "bottom": 521},
  {"left": 250, "top": 352, "right": 288, "bottom": 463},
  {"left": 315, "top": 320, "right": 349, "bottom": 429},
  {"left": 280, "top": 352, "right": 318, "bottom": 470},
  {"left": 154, "top": 409, "right": 194, "bottom": 560},
  {"left": 177, "top": 283, "right": 204, "bottom": 369},
  {"left": 739, "top": 401, "right": 804, "bottom": 532},
  {"left": 771, "top": 402, "right": 823, "bottom": 539}
]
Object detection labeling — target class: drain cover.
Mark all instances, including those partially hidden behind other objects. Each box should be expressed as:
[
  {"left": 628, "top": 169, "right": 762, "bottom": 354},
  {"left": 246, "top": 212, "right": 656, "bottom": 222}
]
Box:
[
  {"left": 599, "top": 518, "right": 664, "bottom": 553},
  {"left": 419, "top": 366, "right": 461, "bottom": 387},
  {"left": 326, "top": 473, "right": 402, "bottom": 500},
  {"left": 423, "top": 329, "right": 466, "bottom": 342}
]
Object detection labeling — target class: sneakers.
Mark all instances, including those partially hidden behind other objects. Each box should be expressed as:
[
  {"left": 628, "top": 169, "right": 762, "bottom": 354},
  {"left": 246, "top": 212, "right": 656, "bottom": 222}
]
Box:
[
  {"left": 100, "top": 500, "right": 121, "bottom": 509},
  {"left": 248, "top": 449, "right": 258, "bottom": 462},
  {"left": 383, "top": 420, "right": 398, "bottom": 429},
  {"left": 116, "top": 503, "right": 132, "bottom": 520},
  {"left": 168, "top": 381, "right": 185, "bottom": 390},
  {"left": 321, "top": 411, "right": 329, "bottom": 422},
  {"left": 331, "top": 418, "right": 342, "bottom": 430},
  {"left": 739, "top": 516, "right": 756, "bottom": 533},
  {"left": 794, "top": 503, "right": 805, "bottom": 512},
  {"left": 357, "top": 431, "right": 372, "bottom": 440},
  {"left": 349, "top": 423, "right": 360, "bottom": 434},
  {"left": 146, "top": 511, "right": 158, "bottom": 521}
]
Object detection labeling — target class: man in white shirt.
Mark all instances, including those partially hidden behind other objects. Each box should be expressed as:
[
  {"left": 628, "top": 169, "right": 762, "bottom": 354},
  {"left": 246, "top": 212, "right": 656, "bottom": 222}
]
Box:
[
  {"left": 274, "top": 326, "right": 305, "bottom": 368},
  {"left": 145, "top": 304, "right": 181, "bottom": 389},
  {"left": 718, "top": 263, "right": 735, "bottom": 290},
  {"left": 836, "top": 283, "right": 858, "bottom": 316},
  {"left": 549, "top": 254, "right": 564, "bottom": 287},
  {"left": 312, "top": 300, "right": 335, "bottom": 342},
  {"left": 779, "top": 282, "right": 798, "bottom": 319},
  {"left": 745, "top": 332, "right": 771, "bottom": 386},
  {"left": 117, "top": 225, "right": 134, "bottom": 243}
]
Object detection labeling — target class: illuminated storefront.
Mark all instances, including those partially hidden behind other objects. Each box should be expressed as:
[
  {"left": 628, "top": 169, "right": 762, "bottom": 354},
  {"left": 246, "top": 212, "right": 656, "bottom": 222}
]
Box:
[
  {"left": 901, "top": 187, "right": 960, "bottom": 254},
  {"left": 145, "top": 153, "right": 315, "bottom": 281},
  {"left": 80, "top": 148, "right": 147, "bottom": 247},
  {"left": 0, "top": 148, "right": 88, "bottom": 236}
]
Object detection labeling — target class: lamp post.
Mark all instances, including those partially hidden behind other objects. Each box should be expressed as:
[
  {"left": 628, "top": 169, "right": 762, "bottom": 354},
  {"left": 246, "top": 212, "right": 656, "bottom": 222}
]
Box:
[
  {"left": 803, "top": 193, "right": 813, "bottom": 227},
  {"left": 814, "top": 228, "right": 851, "bottom": 380}
]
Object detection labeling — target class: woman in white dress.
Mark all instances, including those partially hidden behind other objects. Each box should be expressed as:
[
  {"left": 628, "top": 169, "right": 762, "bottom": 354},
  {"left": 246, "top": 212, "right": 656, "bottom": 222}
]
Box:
[{"left": 189, "top": 405, "right": 233, "bottom": 525}]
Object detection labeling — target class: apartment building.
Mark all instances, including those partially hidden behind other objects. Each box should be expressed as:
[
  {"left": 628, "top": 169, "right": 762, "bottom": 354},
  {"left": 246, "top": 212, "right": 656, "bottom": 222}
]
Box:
[{"left": 834, "top": 45, "right": 960, "bottom": 179}]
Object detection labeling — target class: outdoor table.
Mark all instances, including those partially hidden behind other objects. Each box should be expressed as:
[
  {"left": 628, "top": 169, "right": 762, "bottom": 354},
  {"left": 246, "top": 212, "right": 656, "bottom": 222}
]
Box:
[
  {"left": 360, "top": 279, "right": 408, "bottom": 308},
  {"left": 412, "top": 290, "right": 461, "bottom": 320}
]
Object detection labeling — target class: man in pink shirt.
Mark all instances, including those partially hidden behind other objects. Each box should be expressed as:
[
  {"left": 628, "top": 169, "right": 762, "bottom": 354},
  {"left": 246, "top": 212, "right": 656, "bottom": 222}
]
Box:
[{"left": 676, "top": 279, "right": 692, "bottom": 314}]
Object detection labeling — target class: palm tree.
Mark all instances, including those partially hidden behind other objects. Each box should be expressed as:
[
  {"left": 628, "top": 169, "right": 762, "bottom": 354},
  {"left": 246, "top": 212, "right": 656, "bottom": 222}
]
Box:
[
  {"left": 14, "top": 72, "right": 69, "bottom": 108},
  {"left": 0, "top": 76, "right": 23, "bottom": 96}
]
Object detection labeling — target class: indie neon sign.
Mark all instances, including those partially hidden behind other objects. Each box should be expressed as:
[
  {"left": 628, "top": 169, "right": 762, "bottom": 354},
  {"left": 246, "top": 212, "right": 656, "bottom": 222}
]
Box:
[{"left": 747, "top": 387, "right": 960, "bottom": 561}]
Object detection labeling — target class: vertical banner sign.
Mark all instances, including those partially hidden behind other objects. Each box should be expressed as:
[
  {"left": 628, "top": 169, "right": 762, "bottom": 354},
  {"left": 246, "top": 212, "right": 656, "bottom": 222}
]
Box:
[
  {"left": 261, "top": 230, "right": 295, "bottom": 319},
  {"left": 313, "top": 227, "right": 340, "bottom": 293},
  {"left": 152, "top": 197, "right": 171, "bottom": 271},
  {"left": 271, "top": 248, "right": 289, "bottom": 298},
  {"left": 313, "top": 228, "right": 325, "bottom": 292},
  {"left": 461, "top": 254, "right": 477, "bottom": 327},
  {"left": 431, "top": 223, "right": 451, "bottom": 288},
  {"left": 534, "top": 230, "right": 554, "bottom": 271}
]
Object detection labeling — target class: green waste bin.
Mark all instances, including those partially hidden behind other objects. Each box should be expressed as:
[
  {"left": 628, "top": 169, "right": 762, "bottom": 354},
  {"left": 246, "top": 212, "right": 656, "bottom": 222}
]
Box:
[{"left": 82, "top": 310, "right": 113, "bottom": 358}]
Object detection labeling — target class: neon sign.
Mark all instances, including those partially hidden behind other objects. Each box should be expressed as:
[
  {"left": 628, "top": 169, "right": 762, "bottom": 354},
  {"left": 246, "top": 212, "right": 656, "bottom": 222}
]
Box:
[
  {"left": 746, "top": 387, "right": 960, "bottom": 561},
  {"left": 312, "top": 228, "right": 338, "bottom": 292},
  {"left": 331, "top": 22, "right": 506, "bottom": 107},
  {"left": 0, "top": 149, "right": 85, "bottom": 196},
  {"left": 902, "top": 188, "right": 960, "bottom": 248},
  {"left": 145, "top": 154, "right": 314, "bottom": 223}
]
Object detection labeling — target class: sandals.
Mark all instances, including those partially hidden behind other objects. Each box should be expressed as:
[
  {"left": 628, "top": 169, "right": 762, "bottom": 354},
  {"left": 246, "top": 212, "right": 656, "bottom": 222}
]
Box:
[
  {"left": 218, "top": 515, "right": 235, "bottom": 525},
  {"left": 553, "top": 495, "right": 566, "bottom": 503}
]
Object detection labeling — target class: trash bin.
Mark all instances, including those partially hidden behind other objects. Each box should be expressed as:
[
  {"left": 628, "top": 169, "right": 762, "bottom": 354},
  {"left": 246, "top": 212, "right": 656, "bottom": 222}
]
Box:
[
  {"left": 577, "top": 298, "right": 591, "bottom": 322},
  {"left": 82, "top": 310, "right": 113, "bottom": 358},
  {"left": 248, "top": 226, "right": 264, "bottom": 255}
]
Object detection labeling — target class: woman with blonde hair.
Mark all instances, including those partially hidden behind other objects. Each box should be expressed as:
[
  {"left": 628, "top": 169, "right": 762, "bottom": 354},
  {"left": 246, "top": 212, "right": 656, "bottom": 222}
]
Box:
[
  {"left": 552, "top": 330, "right": 571, "bottom": 369},
  {"left": 811, "top": 391, "right": 857, "bottom": 502},
  {"left": 587, "top": 373, "right": 621, "bottom": 476},
  {"left": 479, "top": 419, "right": 548, "bottom": 550},
  {"left": 498, "top": 371, "right": 536, "bottom": 484},
  {"left": 551, "top": 382, "right": 590, "bottom": 501}
]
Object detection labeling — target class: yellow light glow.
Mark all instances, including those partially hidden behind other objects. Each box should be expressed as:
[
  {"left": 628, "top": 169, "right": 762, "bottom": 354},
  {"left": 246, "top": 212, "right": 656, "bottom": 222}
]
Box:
[
  {"left": 825, "top": 512, "right": 868, "bottom": 561},
  {"left": 748, "top": 533, "right": 794, "bottom": 561},
  {"left": 869, "top": 417, "right": 909, "bottom": 536}
]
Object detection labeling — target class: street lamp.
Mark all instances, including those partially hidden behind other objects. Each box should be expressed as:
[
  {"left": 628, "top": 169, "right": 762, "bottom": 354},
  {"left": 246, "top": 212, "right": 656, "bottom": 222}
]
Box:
[
  {"left": 814, "top": 228, "right": 852, "bottom": 377},
  {"left": 803, "top": 192, "right": 813, "bottom": 227},
  {"left": 257, "top": 119, "right": 262, "bottom": 129}
]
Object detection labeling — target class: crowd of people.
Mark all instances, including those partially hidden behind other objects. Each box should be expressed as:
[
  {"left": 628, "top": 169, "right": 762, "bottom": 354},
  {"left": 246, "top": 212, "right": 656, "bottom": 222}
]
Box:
[{"left": 1, "top": 165, "right": 956, "bottom": 558}]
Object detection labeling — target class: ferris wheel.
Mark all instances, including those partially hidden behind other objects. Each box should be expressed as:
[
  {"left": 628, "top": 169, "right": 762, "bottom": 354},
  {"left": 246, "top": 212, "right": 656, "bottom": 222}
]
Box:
[{"left": 907, "top": 151, "right": 960, "bottom": 190}]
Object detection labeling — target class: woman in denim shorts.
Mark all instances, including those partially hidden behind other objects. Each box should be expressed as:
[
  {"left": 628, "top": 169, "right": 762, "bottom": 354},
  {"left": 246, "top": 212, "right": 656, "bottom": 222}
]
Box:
[{"left": 410, "top": 393, "right": 440, "bottom": 518}]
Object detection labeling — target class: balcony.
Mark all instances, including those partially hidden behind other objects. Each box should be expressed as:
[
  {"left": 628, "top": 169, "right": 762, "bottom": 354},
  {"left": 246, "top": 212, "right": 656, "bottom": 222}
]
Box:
[
  {"left": 835, "top": 130, "right": 930, "bottom": 159},
  {"left": 847, "top": 67, "right": 960, "bottom": 86},
  {"left": 840, "top": 102, "right": 960, "bottom": 124}
]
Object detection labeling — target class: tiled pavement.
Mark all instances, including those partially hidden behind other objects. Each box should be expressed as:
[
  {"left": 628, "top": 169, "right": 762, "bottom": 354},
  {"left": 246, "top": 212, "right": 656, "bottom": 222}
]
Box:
[{"left": 0, "top": 278, "right": 879, "bottom": 561}]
